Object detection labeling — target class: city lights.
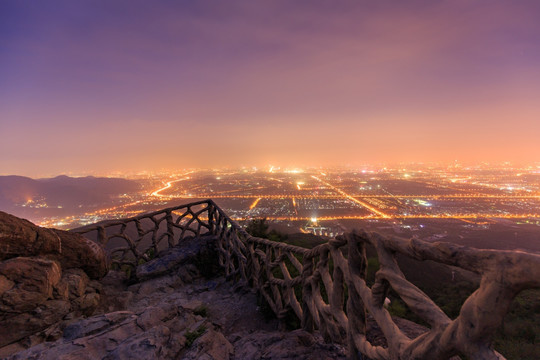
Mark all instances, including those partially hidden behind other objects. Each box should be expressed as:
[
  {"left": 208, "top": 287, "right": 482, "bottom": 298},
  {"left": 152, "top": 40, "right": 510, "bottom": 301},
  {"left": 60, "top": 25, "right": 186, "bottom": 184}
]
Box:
[{"left": 31, "top": 165, "right": 540, "bottom": 231}]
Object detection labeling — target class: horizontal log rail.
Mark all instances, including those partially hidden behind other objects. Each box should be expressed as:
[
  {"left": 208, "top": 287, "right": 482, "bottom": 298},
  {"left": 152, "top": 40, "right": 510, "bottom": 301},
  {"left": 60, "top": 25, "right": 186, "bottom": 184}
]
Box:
[
  {"left": 74, "top": 199, "right": 540, "bottom": 359},
  {"left": 73, "top": 199, "right": 216, "bottom": 267}
]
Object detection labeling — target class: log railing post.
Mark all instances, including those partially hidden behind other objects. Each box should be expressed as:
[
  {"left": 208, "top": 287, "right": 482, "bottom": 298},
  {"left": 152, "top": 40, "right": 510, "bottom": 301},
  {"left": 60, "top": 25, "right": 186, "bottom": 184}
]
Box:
[
  {"left": 207, "top": 201, "right": 215, "bottom": 235},
  {"left": 346, "top": 232, "right": 368, "bottom": 360},
  {"left": 165, "top": 210, "right": 174, "bottom": 247},
  {"left": 96, "top": 226, "right": 106, "bottom": 246},
  {"left": 301, "top": 253, "right": 315, "bottom": 332}
]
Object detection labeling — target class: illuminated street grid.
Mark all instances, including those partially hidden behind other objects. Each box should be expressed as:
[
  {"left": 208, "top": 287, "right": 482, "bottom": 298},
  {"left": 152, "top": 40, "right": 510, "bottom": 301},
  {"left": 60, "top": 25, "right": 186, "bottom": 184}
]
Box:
[{"left": 37, "top": 165, "right": 540, "bottom": 230}]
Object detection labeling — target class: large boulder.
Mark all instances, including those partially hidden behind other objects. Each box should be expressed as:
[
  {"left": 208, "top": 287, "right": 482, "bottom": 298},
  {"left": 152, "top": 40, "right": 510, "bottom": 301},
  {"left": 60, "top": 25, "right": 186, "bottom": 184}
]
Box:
[
  {"left": 51, "top": 229, "right": 108, "bottom": 279},
  {"left": 0, "top": 211, "right": 108, "bottom": 280},
  {"left": 0, "top": 299, "right": 70, "bottom": 348},
  {"left": 0, "top": 212, "right": 61, "bottom": 261},
  {"left": 55, "top": 268, "right": 89, "bottom": 301},
  {"left": 0, "top": 257, "right": 67, "bottom": 347},
  {"left": 0, "top": 257, "right": 61, "bottom": 313},
  {"left": 136, "top": 235, "right": 218, "bottom": 281},
  {"left": 0, "top": 213, "right": 108, "bottom": 351}
]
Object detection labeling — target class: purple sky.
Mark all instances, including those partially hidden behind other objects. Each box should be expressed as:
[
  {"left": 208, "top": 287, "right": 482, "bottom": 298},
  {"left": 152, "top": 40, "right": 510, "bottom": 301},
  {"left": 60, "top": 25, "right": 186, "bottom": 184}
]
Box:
[{"left": 1, "top": 1, "right": 540, "bottom": 176}]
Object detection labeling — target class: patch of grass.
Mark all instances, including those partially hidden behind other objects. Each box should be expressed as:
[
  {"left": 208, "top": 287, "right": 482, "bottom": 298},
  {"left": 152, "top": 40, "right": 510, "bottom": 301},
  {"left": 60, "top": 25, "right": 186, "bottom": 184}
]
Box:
[
  {"left": 387, "top": 300, "right": 407, "bottom": 318},
  {"left": 120, "top": 264, "right": 132, "bottom": 280},
  {"left": 145, "top": 247, "right": 156, "bottom": 260},
  {"left": 282, "top": 233, "right": 326, "bottom": 249},
  {"left": 193, "top": 305, "right": 208, "bottom": 317},
  {"left": 111, "top": 261, "right": 136, "bottom": 282},
  {"left": 494, "top": 289, "right": 540, "bottom": 360},
  {"left": 184, "top": 325, "right": 206, "bottom": 347},
  {"left": 137, "top": 248, "right": 157, "bottom": 265}
]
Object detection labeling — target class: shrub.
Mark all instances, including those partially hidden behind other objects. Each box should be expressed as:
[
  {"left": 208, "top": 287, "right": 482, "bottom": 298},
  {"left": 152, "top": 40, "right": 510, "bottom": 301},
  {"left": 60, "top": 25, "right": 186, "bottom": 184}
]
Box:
[
  {"left": 184, "top": 325, "right": 206, "bottom": 347},
  {"left": 387, "top": 299, "right": 407, "bottom": 318}
]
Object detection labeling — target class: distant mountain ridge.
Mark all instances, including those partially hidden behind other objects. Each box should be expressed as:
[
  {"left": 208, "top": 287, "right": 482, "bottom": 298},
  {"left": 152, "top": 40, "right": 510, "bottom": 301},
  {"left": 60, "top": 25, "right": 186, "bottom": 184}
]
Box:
[{"left": 0, "top": 175, "right": 140, "bottom": 214}]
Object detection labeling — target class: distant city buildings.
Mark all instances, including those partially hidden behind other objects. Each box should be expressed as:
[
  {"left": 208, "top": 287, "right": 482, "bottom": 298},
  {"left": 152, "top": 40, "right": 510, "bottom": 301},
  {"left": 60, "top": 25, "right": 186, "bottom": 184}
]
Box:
[{"left": 29, "top": 166, "right": 539, "bottom": 234}]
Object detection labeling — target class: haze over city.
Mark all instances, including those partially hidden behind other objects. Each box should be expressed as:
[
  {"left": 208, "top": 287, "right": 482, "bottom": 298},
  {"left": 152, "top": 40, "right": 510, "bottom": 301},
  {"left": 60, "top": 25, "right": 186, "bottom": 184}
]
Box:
[{"left": 2, "top": 0, "right": 540, "bottom": 176}]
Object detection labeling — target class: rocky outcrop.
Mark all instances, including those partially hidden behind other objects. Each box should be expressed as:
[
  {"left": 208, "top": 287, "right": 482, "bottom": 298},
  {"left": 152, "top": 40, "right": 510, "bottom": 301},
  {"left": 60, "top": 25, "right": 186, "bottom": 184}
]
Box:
[
  {"left": 183, "top": 328, "right": 234, "bottom": 360},
  {"left": 136, "top": 235, "right": 219, "bottom": 281},
  {"left": 1, "top": 215, "right": 349, "bottom": 359},
  {"left": 231, "top": 329, "right": 346, "bottom": 359},
  {"left": 51, "top": 229, "right": 108, "bottom": 279},
  {"left": 0, "top": 211, "right": 108, "bottom": 279},
  {"left": 0, "top": 213, "right": 108, "bottom": 351},
  {"left": 5, "top": 268, "right": 347, "bottom": 360},
  {"left": 0, "top": 257, "right": 61, "bottom": 313},
  {"left": 0, "top": 299, "right": 71, "bottom": 351},
  {"left": 7, "top": 298, "right": 230, "bottom": 360},
  {"left": 0, "top": 263, "right": 103, "bottom": 349},
  {"left": 0, "top": 212, "right": 61, "bottom": 261}
]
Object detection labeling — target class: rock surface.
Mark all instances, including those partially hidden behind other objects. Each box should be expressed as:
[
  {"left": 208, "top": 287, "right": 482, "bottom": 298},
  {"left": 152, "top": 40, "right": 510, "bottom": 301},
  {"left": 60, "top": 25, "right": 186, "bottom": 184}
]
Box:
[
  {"left": 0, "top": 213, "right": 108, "bottom": 351},
  {"left": 0, "top": 212, "right": 61, "bottom": 261},
  {"left": 51, "top": 229, "right": 108, "bottom": 279},
  {"left": 183, "top": 328, "right": 234, "bottom": 360},
  {"left": 1, "top": 231, "right": 348, "bottom": 359},
  {"left": 1, "top": 299, "right": 71, "bottom": 348},
  {"left": 6, "top": 265, "right": 348, "bottom": 360},
  {"left": 135, "top": 235, "right": 219, "bottom": 281},
  {"left": 7, "top": 280, "right": 227, "bottom": 360},
  {"left": 232, "top": 329, "right": 346, "bottom": 360},
  {"left": 0, "top": 259, "right": 103, "bottom": 349},
  {"left": 0, "top": 211, "right": 108, "bottom": 279},
  {"left": 0, "top": 257, "right": 61, "bottom": 314}
]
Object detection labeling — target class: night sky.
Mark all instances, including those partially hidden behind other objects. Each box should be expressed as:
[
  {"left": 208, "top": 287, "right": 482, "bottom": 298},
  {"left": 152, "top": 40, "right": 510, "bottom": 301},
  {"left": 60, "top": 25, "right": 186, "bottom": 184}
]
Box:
[{"left": 1, "top": 1, "right": 540, "bottom": 176}]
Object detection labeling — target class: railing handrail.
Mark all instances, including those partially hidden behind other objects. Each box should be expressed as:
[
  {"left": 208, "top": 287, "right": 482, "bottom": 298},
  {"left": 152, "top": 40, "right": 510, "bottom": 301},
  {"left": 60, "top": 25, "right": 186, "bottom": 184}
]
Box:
[
  {"left": 73, "top": 199, "right": 540, "bottom": 360},
  {"left": 73, "top": 199, "right": 215, "bottom": 232}
]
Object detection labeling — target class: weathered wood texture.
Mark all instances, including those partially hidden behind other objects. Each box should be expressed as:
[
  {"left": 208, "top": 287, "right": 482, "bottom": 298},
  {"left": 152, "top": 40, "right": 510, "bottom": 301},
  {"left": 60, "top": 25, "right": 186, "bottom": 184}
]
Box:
[
  {"left": 73, "top": 200, "right": 214, "bottom": 267},
  {"left": 74, "top": 200, "right": 540, "bottom": 359}
]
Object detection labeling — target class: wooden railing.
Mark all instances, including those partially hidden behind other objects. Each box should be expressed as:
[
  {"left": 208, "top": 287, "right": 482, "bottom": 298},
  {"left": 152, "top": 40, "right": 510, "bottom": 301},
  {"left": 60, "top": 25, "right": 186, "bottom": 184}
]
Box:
[
  {"left": 75, "top": 200, "right": 540, "bottom": 360},
  {"left": 73, "top": 200, "right": 216, "bottom": 267}
]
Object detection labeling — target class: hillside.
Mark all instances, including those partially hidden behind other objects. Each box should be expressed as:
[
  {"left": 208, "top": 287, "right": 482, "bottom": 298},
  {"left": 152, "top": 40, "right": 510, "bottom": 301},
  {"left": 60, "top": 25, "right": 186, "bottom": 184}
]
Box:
[{"left": 0, "top": 175, "right": 140, "bottom": 219}]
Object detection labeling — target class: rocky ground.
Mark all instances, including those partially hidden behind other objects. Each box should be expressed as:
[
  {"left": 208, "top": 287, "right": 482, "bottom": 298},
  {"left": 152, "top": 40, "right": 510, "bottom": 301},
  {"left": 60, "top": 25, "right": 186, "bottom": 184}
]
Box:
[
  {"left": 0, "top": 216, "right": 347, "bottom": 360},
  {"left": 0, "top": 211, "right": 108, "bottom": 357},
  {"left": 5, "top": 264, "right": 347, "bottom": 359},
  {"left": 1, "top": 212, "right": 430, "bottom": 360}
]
